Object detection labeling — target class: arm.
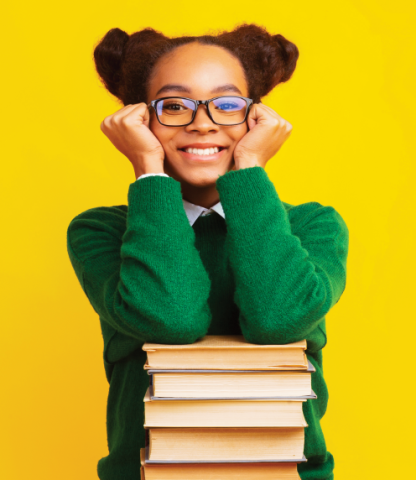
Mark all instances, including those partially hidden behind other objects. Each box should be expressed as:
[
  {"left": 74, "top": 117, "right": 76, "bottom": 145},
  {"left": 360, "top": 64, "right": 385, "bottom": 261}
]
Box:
[
  {"left": 216, "top": 166, "right": 349, "bottom": 345},
  {"left": 67, "top": 175, "right": 212, "bottom": 344}
]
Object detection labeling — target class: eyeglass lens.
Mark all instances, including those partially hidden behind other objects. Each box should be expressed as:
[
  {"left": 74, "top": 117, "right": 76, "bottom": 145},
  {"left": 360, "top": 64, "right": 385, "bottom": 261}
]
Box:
[{"left": 155, "top": 97, "right": 248, "bottom": 125}]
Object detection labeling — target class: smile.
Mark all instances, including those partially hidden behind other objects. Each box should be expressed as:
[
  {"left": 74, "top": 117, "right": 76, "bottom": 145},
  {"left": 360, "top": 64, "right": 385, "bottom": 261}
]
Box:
[
  {"left": 183, "top": 147, "right": 221, "bottom": 156},
  {"left": 178, "top": 146, "right": 227, "bottom": 161}
]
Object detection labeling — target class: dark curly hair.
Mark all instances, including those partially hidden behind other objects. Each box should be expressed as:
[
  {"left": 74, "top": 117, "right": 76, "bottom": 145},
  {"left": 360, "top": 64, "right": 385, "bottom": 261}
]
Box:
[{"left": 93, "top": 23, "right": 299, "bottom": 106}]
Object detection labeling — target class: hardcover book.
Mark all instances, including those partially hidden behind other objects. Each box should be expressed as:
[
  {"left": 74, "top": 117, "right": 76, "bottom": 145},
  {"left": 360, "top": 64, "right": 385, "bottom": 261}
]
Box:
[
  {"left": 142, "top": 335, "right": 308, "bottom": 370},
  {"left": 140, "top": 447, "right": 302, "bottom": 479},
  {"left": 145, "top": 427, "right": 305, "bottom": 461},
  {"left": 147, "top": 361, "right": 314, "bottom": 398},
  {"left": 143, "top": 387, "right": 308, "bottom": 427}
]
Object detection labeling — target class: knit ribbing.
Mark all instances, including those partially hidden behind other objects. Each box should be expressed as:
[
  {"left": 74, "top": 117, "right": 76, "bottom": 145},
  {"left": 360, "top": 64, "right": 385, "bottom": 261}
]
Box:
[{"left": 128, "top": 174, "right": 185, "bottom": 215}]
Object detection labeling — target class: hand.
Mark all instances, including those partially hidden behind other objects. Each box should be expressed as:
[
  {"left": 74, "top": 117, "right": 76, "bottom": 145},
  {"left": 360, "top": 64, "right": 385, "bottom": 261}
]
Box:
[
  {"left": 100, "top": 103, "right": 165, "bottom": 178},
  {"left": 233, "top": 103, "right": 293, "bottom": 170}
]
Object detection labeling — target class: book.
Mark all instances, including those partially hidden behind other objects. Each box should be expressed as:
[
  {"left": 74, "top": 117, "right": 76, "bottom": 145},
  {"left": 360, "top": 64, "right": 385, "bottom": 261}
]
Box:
[
  {"left": 142, "top": 335, "right": 308, "bottom": 370},
  {"left": 148, "top": 382, "right": 317, "bottom": 401},
  {"left": 143, "top": 387, "right": 308, "bottom": 427},
  {"left": 147, "top": 365, "right": 313, "bottom": 398},
  {"left": 145, "top": 427, "right": 305, "bottom": 461},
  {"left": 140, "top": 447, "right": 302, "bottom": 479}
]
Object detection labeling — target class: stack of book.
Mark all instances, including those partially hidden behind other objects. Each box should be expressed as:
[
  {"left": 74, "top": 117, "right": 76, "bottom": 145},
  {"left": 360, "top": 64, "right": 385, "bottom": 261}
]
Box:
[{"left": 140, "top": 335, "right": 316, "bottom": 480}]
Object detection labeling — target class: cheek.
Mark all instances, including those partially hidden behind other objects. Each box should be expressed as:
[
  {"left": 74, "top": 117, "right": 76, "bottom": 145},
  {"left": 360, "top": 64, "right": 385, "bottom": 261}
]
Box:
[
  {"left": 149, "top": 115, "right": 163, "bottom": 138},
  {"left": 149, "top": 119, "right": 174, "bottom": 150},
  {"left": 228, "top": 124, "right": 248, "bottom": 146}
]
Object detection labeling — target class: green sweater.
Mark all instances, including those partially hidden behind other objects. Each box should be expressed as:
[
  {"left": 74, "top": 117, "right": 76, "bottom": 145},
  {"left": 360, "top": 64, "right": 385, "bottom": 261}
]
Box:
[{"left": 66, "top": 166, "right": 349, "bottom": 480}]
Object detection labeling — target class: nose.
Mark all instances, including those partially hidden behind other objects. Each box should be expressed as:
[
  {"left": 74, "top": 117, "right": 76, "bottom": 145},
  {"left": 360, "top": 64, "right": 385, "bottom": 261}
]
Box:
[{"left": 184, "top": 104, "right": 219, "bottom": 134}]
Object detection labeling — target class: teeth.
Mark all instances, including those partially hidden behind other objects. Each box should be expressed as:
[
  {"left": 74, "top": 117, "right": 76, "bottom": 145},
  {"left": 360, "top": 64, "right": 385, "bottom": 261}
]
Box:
[{"left": 185, "top": 147, "right": 220, "bottom": 155}]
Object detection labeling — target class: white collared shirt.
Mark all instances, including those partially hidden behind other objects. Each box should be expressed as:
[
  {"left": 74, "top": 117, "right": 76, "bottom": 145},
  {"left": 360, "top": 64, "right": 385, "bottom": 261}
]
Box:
[{"left": 137, "top": 173, "right": 225, "bottom": 226}]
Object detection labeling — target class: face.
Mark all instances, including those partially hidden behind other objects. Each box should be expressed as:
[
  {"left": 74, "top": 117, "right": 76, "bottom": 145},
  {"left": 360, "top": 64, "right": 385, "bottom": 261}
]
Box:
[{"left": 147, "top": 42, "right": 249, "bottom": 193}]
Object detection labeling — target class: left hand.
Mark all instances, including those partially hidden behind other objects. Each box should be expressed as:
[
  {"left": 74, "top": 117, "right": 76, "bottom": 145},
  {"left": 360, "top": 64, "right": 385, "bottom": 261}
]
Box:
[{"left": 232, "top": 103, "right": 293, "bottom": 170}]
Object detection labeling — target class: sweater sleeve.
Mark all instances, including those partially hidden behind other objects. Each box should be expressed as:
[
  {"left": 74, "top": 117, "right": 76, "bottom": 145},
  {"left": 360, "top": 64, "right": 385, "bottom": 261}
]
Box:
[
  {"left": 66, "top": 175, "right": 212, "bottom": 344},
  {"left": 215, "top": 166, "right": 349, "bottom": 345}
]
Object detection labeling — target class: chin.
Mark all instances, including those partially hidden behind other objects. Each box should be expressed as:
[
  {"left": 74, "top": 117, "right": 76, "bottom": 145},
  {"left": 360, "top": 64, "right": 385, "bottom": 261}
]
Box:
[
  {"left": 166, "top": 162, "right": 231, "bottom": 186},
  {"left": 183, "top": 169, "right": 221, "bottom": 186}
]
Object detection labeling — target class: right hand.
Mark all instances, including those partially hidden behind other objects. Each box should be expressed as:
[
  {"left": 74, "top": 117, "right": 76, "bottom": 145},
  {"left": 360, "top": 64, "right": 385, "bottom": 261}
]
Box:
[{"left": 100, "top": 103, "right": 165, "bottom": 178}]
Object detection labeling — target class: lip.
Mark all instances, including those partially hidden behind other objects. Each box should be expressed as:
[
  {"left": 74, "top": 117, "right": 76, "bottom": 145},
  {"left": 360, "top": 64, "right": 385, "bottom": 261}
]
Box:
[
  {"left": 178, "top": 146, "right": 228, "bottom": 162},
  {"left": 179, "top": 143, "right": 225, "bottom": 149}
]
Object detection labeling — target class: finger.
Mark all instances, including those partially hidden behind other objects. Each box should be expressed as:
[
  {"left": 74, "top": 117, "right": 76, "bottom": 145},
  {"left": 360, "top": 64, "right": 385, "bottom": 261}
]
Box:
[
  {"left": 260, "top": 104, "right": 293, "bottom": 131},
  {"left": 255, "top": 103, "right": 282, "bottom": 121},
  {"left": 101, "top": 104, "right": 137, "bottom": 130},
  {"left": 259, "top": 104, "right": 285, "bottom": 122},
  {"left": 246, "top": 106, "right": 258, "bottom": 130},
  {"left": 113, "top": 103, "right": 148, "bottom": 125},
  {"left": 249, "top": 104, "right": 265, "bottom": 116},
  {"left": 246, "top": 103, "right": 269, "bottom": 128},
  {"left": 123, "top": 103, "right": 150, "bottom": 127}
]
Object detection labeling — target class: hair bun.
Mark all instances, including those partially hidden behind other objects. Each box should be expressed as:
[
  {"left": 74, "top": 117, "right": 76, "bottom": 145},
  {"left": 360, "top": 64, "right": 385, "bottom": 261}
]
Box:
[
  {"left": 273, "top": 34, "right": 299, "bottom": 83},
  {"left": 214, "top": 24, "right": 299, "bottom": 101},
  {"left": 93, "top": 28, "right": 130, "bottom": 98}
]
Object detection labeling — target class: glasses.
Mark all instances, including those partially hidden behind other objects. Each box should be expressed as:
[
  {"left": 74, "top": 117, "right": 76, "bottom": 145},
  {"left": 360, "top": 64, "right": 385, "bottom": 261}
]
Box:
[{"left": 147, "top": 95, "right": 253, "bottom": 127}]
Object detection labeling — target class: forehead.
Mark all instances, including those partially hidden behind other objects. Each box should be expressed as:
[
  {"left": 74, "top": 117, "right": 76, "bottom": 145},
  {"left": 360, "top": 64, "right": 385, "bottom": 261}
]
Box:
[{"left": 148, "top": 42, "right": 248, "bottom": 99}]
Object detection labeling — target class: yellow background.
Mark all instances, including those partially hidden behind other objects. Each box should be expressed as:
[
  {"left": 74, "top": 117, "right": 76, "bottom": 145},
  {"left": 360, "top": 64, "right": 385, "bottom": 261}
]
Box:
[{"left": 1, "top": 1, "right": 415, "bottom": 479}]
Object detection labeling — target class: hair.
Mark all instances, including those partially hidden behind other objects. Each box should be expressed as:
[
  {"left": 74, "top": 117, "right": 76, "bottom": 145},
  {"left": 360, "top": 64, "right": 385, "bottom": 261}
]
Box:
[{"left": 93, "top": 23, "right": 299, "bottom": 105}]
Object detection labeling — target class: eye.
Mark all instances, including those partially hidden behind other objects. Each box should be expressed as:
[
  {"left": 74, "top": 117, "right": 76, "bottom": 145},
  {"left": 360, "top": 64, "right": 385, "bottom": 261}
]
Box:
[
  {"left": 215, "top": 101, "right": 239, "bottom": 111},
  {"left": 163, "top": 103, "right": 187, "bottom": 111}
]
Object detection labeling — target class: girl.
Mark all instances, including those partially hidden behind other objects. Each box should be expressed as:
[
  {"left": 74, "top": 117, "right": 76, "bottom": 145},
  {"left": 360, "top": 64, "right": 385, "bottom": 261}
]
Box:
[{"left": 67, "top": 23, "right": 349, "bottom": 480}]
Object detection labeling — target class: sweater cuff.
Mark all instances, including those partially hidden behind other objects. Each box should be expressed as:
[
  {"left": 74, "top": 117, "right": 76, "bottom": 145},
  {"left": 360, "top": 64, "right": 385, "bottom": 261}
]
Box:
[
  {"left": 128, "top": 175, "right": 185, "bottom": 216},
  {"left": 216, "top": 166, "right": 291, "bottom": 231},
  {"left": 137, "top": 173, "right": 170, "bottom": 181}
]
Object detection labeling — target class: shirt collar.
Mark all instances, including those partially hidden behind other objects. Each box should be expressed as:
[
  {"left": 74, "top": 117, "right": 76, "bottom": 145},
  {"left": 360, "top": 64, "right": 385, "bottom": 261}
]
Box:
[{"left": 182, "top": 198, "right": 225, "bottom": 226}]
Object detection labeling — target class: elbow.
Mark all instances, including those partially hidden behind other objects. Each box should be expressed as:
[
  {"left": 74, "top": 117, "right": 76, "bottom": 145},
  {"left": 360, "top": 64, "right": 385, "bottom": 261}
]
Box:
[
  {"left": 163, "top": 330, "right": 206, "bottom": 345},
  {"left": 239, "top": 310, "right": 302, "bottom": 345},
  {"left": 143, "top": 305, "right": 212, "bottom": 345},
  {"left": 113, "top": 278, "right": 212, "bottom": 344},
  {"left": 242, "top": 322, "right": 309, "bottom": 346},
  {"left": 165, "top": 302, "right": 211, "bottom": 344},
  {"left": 159, "top": 320, "right": 208, "bottom": 345},
  {"left": 240, "top": 292, "right": 328, "bottom": 346},
  {"left": 239, "top": 272, "right": 332, "bottom": 346}
]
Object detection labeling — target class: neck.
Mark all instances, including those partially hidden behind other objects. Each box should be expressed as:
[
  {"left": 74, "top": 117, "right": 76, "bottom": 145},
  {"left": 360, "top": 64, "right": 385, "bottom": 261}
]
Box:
[
  {"left": 181, "top": 182, "right": 220, "bottom": 209},
  {"left": 164, "top": 164, "right": 221, "bottom": 208}
]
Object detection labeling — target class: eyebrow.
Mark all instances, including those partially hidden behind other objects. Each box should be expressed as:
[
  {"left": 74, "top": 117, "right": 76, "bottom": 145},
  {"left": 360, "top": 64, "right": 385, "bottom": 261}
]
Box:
[{"left": 155, "top": 83, "right": 243, "bottom": 96}]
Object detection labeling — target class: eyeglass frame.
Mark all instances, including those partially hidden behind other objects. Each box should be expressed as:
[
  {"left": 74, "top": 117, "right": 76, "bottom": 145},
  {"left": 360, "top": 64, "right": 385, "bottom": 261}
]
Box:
[{"left": 147, "top": 95, "right": 254, "bottom": 127}]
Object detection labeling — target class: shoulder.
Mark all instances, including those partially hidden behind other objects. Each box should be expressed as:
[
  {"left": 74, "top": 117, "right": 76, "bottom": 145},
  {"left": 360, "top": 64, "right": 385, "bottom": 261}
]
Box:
[
  {"left": 68, "top": 204, "right": 128, "bottom": 224},
  {"left": 68, "top": 204, "right": 128, "bottom": 234},
  {"left": 67, "top": 204, "right": 128, "bottom": 262},
  {"left": 282, "top": 200, "right": 349, "bottom": 238}
]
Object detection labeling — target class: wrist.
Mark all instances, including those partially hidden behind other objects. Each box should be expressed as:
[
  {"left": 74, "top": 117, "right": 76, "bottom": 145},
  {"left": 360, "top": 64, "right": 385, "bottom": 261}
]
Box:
[
  {"left": 132, "top": 157, "right": 165, "bottom": 178},
  {"left": 234, "top": 158, "right": 261, "bottom": 170},
  {"left": 142, "top": 166, "right": 165, "bottom": 175}
]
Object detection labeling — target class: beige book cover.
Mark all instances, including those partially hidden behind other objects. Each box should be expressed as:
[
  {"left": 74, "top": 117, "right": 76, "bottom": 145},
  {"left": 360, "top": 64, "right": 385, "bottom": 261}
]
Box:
[
  {"left": 140, "top": 448, "right": 301, "bottom": 479},
  {"left": 142, "top": 335, "right": 308, "bottom": 370},
  {"left": 147, "top": 427, "right": 305, "bottom": 461},
  {"left": 151, "top": 370, "right": 312, "bottom": 398},
  {"left": 143, "top": 387, "right": 308, "bottom": 427}
]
